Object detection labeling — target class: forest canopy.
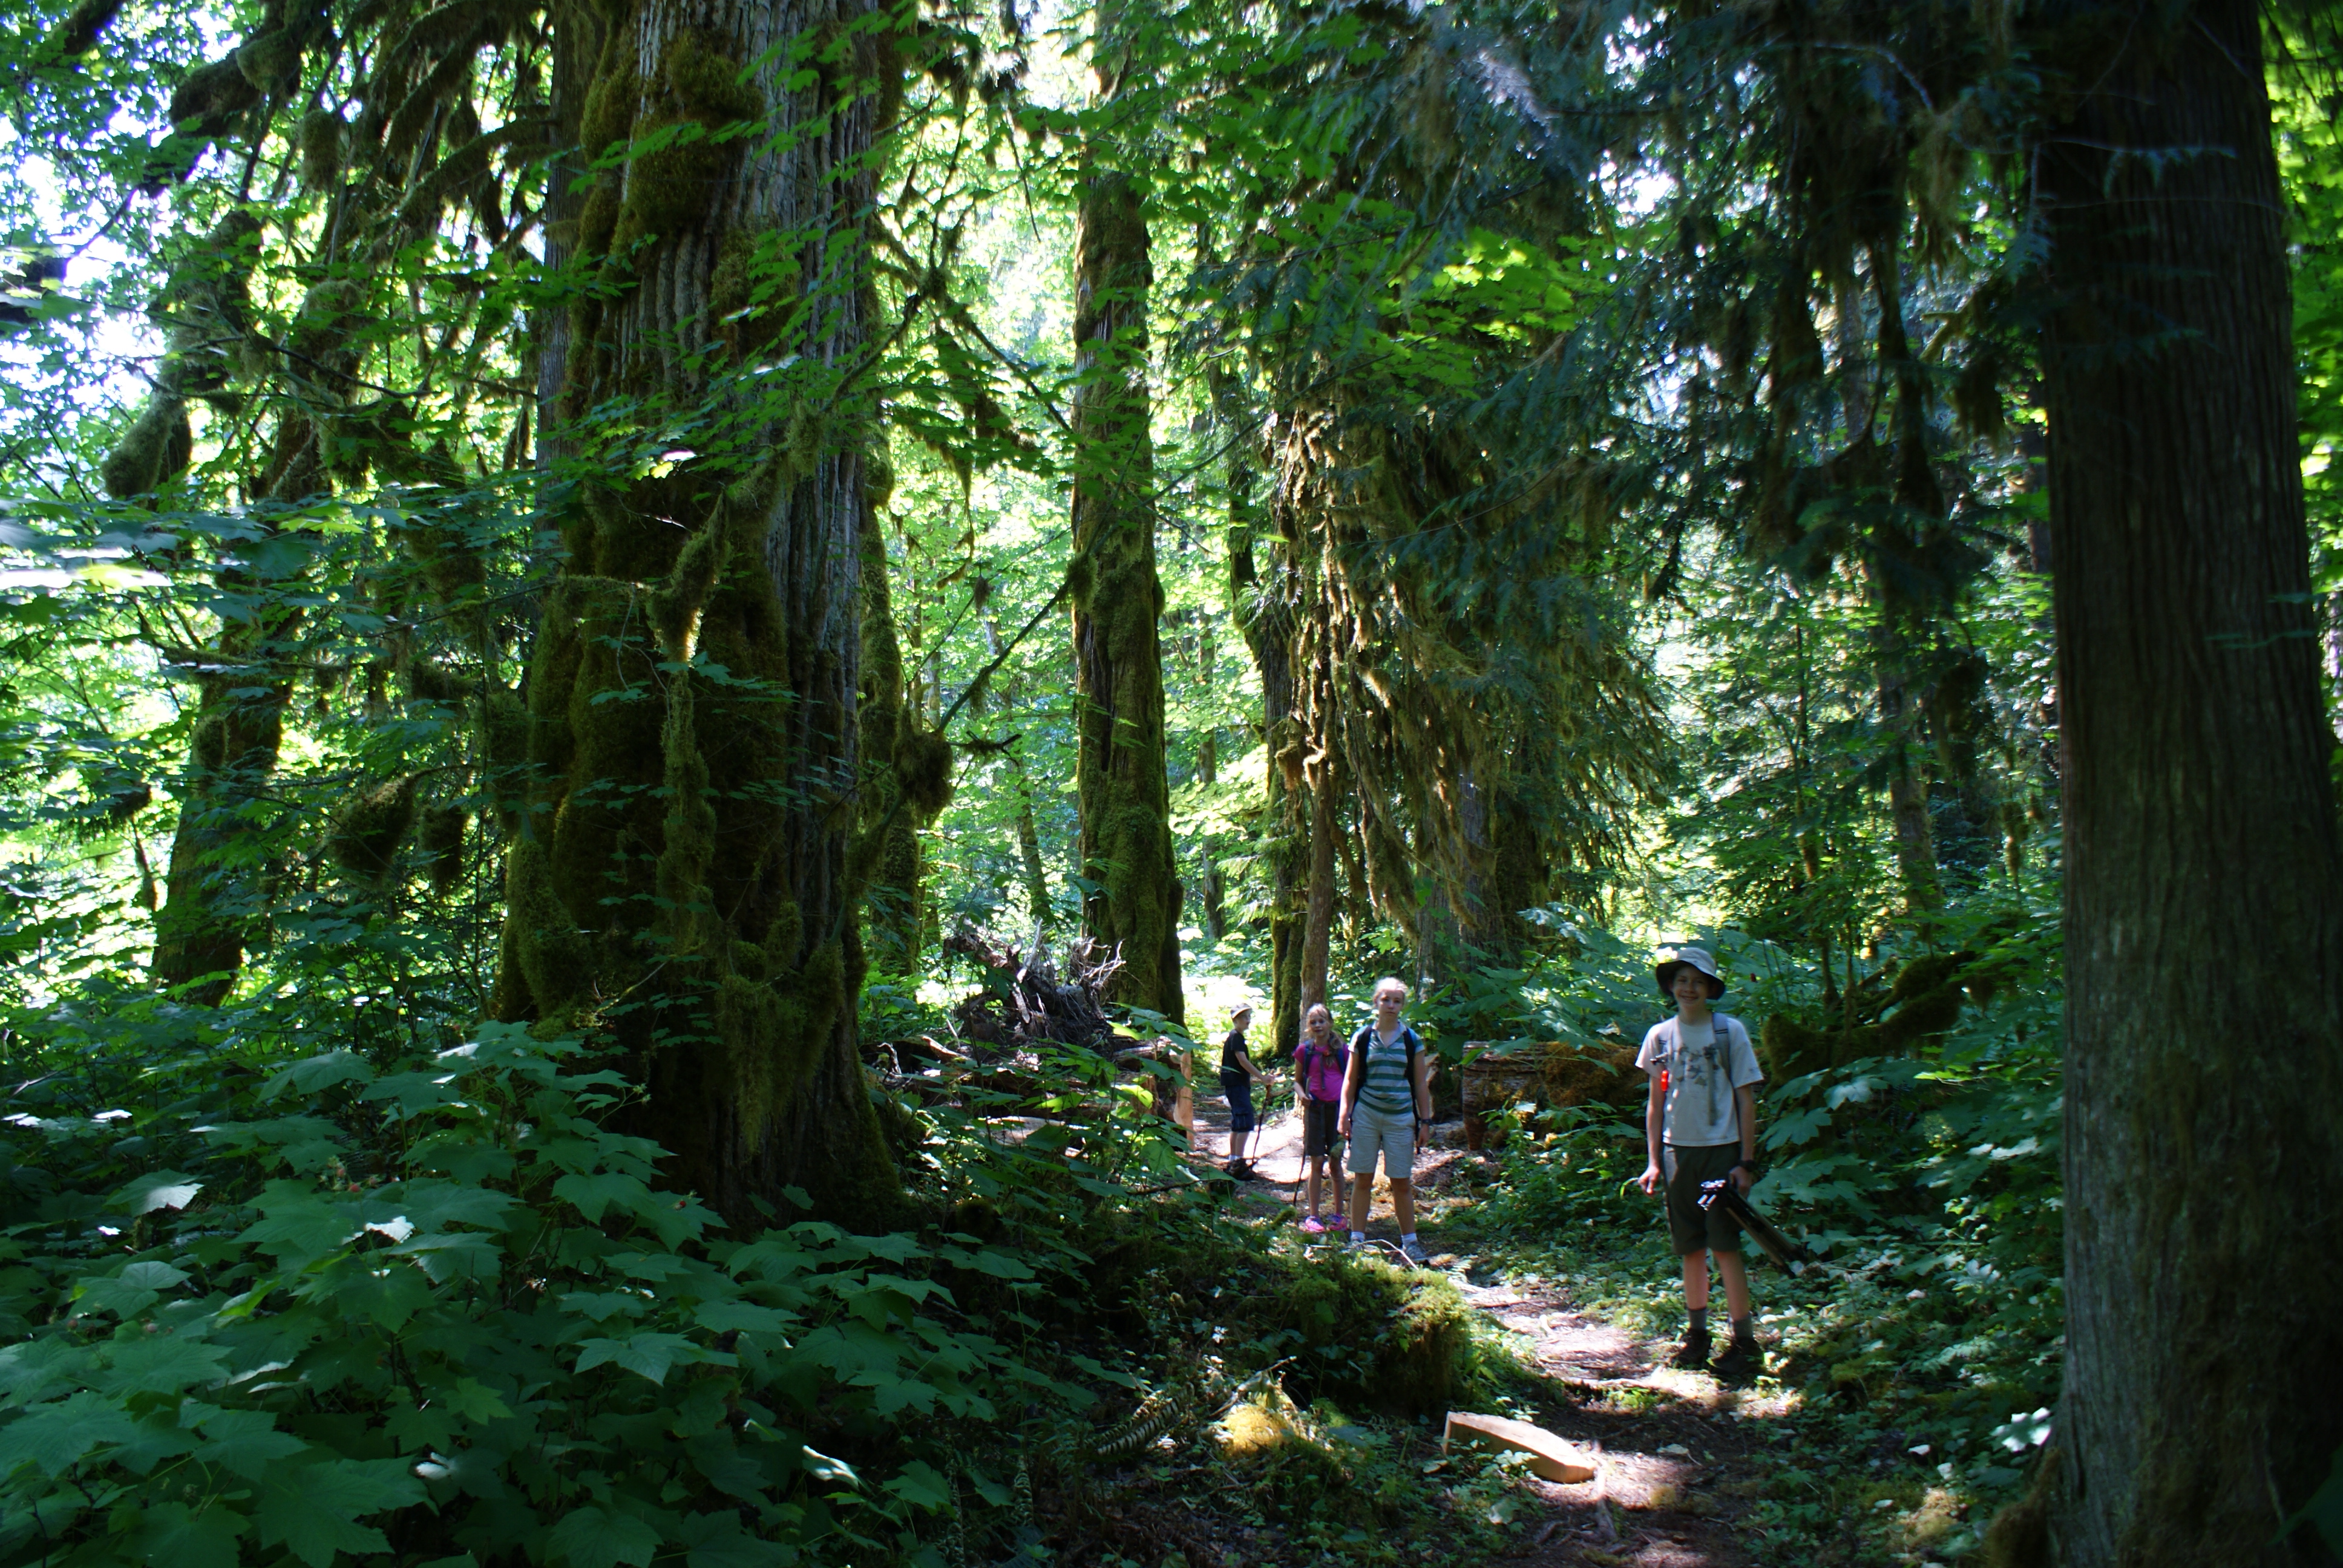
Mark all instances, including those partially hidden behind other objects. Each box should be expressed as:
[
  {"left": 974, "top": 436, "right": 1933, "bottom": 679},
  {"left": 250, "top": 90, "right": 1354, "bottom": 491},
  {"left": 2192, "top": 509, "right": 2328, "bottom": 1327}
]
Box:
[{"left": 0, "top": 0, "right": 2340, "bottom": 1563}]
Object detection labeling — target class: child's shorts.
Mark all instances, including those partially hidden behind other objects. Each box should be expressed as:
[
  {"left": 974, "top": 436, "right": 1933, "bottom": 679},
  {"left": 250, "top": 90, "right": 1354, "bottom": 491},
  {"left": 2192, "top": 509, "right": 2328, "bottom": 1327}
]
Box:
[
  {"left": 1222, "top": 1073, "right": 1256, "bottom": 1133},
  {"left": 1664, "top": 1143, "right": 1746, "bottom": 1256},
  {"left": 1301, "top": 1099, "right": 1342, "bottom": 1158},
  {"left": 1347, "top": 1100, "right": 1415, "bottom": 1179}
]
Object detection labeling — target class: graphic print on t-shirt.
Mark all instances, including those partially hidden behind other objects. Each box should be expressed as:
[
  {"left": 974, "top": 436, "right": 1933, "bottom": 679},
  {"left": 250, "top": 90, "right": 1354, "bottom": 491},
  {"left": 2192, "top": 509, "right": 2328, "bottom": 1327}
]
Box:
[{"left": 1666, "top": 1019, "right": 1723, "bottom": 1132}]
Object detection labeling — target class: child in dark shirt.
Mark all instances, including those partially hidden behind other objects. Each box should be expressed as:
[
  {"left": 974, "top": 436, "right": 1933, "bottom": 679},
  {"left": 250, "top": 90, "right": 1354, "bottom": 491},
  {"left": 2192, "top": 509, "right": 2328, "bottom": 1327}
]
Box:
[{"left": 1220, "top": 1006, "right": 1268, "bottom": 1178}]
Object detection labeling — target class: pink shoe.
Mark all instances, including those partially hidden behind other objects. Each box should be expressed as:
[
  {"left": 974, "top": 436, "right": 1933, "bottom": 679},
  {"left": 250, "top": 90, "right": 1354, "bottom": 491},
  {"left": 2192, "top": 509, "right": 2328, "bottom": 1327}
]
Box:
[{"left": 1299, "top": 1215, "right": 1327, "bottom": 1234}]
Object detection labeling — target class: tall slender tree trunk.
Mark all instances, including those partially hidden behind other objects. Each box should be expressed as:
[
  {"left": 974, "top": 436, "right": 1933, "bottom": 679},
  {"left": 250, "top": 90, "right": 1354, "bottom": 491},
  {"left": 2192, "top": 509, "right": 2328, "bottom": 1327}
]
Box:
[
  {"left": 1068, "top": 38, "right": 1182, "bottom": 1021},
  {"left": 859, "top": 484, "right": 948, "bottom": 976},
  {"left": 1015, "top": 768, "right": 1051, "bottom": 931},
  {"left": 1299, "top": 765, "right": 1337, "bottom": 1010},
  {"left": 1230, "top": 519, "right": 1301, "bottom": 1056},
  {"left": 2037, "top": 2, "right": 2343, "bottom": 1559},
  {"left": 494, "top": 0, "right": 897, "bottom": 1226},
  {"left": 1196, "top": 727, "right": 1227, "bottom": 941}
]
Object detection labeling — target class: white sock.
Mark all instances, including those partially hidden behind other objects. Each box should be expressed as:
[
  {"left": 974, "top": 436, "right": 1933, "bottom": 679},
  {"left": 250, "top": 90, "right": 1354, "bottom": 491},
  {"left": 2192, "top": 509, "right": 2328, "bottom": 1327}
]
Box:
[
  {"left": 1402, "top": 1232, "right": 1418, "bottom": 1245},
  {"left": 1350, "top": 1231, "right": 1366, "bottom": 1242}
]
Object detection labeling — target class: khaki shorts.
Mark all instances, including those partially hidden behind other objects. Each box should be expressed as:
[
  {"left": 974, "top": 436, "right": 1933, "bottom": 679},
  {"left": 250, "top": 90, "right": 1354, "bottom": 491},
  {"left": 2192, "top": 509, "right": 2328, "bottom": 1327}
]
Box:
[
  {"left": 1664, "top": 1143, "right": 1746, "bottom": 1256},
  {"left": 1347, "top": 1100, "right": 1417, "bottom": 1180}
]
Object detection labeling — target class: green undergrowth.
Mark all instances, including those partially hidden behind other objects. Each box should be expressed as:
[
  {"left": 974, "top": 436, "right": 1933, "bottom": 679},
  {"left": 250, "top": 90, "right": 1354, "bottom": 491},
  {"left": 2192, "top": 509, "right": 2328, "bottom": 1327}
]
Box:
[
  {"left": 0, "top": 977, "right": 1562, "bottom": 1568},
  {"left": 0, "top": 1020, "right": 1104, "bottom": 1568}
]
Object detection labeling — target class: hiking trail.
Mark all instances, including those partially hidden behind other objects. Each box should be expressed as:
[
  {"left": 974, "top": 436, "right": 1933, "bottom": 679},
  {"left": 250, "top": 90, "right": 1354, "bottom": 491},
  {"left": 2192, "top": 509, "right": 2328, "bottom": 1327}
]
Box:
[{"left": 1194, "top": 1093, "right": 1789, "bottom": 1566}]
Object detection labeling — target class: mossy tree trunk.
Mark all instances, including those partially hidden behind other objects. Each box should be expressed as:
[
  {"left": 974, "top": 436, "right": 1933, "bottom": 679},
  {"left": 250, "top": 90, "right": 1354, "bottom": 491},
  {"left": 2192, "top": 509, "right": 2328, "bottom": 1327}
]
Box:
[
  {"left": 2039, "top": 1, "right": 2343, "bottom": 1557},
  {"left": 1069, "top": 106, "right": 1184, "bottom": 1023},
  {"left": 494, "top": 0, "right": 899, "bottom": 1227},
  {"left": 1231, "top": 518, "right": 1302, "bottom": 1056}
]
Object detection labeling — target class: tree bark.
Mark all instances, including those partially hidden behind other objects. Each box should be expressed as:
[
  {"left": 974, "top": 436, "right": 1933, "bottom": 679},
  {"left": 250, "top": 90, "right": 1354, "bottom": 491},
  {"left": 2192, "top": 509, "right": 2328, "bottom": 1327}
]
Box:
[
  {"left": 494, "top": 0, "right": 898, "bottom": 1227},
  {"left": 2039, "top": 2, "right": 2343, "bottom": 1559},
  {"left": 1069, "top": 135, "right": 1183, "bottom": 1022}
]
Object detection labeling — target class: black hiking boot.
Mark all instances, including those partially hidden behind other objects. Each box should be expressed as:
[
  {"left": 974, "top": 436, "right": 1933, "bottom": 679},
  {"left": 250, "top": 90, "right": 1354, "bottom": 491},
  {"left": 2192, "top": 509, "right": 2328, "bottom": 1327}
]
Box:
[
  {"left": 1710, "top": 1333, "right": 1763, "bottom": 1382},
  {"left": 1667, "top": 1327, "right": 1712, "bottom": 1371}
]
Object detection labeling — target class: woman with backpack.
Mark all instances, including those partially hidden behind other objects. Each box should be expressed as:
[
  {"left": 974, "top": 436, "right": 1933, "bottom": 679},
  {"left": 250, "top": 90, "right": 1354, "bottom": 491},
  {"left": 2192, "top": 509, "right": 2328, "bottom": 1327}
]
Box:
[
  {"left": 1338, "top": 976, "right": 1435, "bottom": 1264},
  {"left": 1292, "top": 1004, "right": 1348, "bottom": 1233}
]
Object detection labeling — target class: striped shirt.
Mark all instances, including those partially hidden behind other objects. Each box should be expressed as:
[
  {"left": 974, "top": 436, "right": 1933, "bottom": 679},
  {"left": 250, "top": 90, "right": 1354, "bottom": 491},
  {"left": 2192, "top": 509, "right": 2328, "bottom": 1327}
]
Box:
[{"left": 1353, "top": 1025, "right": 1420, "bottom": 1115}]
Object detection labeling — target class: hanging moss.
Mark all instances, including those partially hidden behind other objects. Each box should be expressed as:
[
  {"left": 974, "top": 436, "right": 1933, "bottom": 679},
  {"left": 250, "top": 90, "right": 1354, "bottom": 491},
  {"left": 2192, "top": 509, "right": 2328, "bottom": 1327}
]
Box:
[
  {"left": 895, "top": 727, "right": 954, "bottom": 818},
  {"left": 325, "top": 773, "right": 421, "bottom": 880},
  {"left": 100, "top": 397, "right": 193, "bottom": 500},
  {"left": 608, "top": 33, "right": 762, "bottom": 259},
  {"left": 298, "top": 108, "right": 343, "bottom": 192},
  {"left": 650, "top": 520, "right": 727, "bottom": 659},
  {"left": 420, "top": 803, "right": 467, "bottom": 895}
]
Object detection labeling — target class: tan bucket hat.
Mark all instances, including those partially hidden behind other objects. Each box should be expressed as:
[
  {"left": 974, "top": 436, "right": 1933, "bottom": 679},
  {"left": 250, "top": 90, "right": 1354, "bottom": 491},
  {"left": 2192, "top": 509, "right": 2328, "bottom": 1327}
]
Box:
[{"left": 1655, "top": 945, "right": 1726, "bottom": 997}]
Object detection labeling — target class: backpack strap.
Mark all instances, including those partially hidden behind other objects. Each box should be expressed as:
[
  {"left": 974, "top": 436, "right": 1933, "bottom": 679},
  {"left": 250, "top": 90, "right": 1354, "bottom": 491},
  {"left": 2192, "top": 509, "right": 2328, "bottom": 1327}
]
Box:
[
  {"left": 1404, "top": 1027, "right": 1423, "bottom": 1121},
  {"left": 1342, "top": 1026, "right": 1372, "bottom": 1117}
]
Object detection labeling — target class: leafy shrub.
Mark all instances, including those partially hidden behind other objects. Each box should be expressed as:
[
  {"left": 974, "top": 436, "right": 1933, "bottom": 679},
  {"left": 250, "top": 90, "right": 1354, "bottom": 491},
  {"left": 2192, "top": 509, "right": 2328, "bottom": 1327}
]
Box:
[{"left": 0, "top": 1025, "right": 1073, "bottom": 1568}]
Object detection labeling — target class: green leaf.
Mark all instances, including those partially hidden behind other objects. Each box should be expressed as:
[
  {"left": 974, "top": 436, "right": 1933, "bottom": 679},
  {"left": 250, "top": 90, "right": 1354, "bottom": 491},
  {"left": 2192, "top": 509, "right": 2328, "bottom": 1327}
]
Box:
[
  {"left": 263, "top": 1051, "right": 376, "bottom": 1099},
  {"left": 883, "top": 1458, "right": 953, "bottom": 1511},
  {"left": 191, "top": 1410, "right": 306, "bottom": 1479},
  {"left": 134, "top": 1500, "right": 249, "bottom": 1568},
  {"left": 693, "top": 1300, "right": 793, "bottom": 1335},
  {"left": 99, "top": 1334, "right": 226, "bottom": 1396},
  {"left": 547, "top": 1506, "right": 662, "bottom": 1568},
  {"left": 239, "top": 1183, "right": 358, "bottom": 1263},
  {"left": 0, "top": 1389, "right": 140, "bottom": 1475},
  {"left": 677, "top": 1510, "right": 784, "bottom": 1568},
  {"left": 553, "top": 1171, "right": 655, "bottom": 1224},
  {"left": 441, "top": 1377, "right": 511, "bottom": 1423},
  {"left": 113, "top": 1171, "right": 205, "bottom": 1214},
  {"left": 385, "top": 1179, "right": 521, "bottom": 1233},
  {"left": 253, "top": 1457, "right": 425, "bottom": 1567},
  {"left": 388, "top": 1230, "right": 504, "bottom": 1281},
  {"left": 574, "top": 1332, "right": 730, "bottom": 1385},
  {"left": 0, "top": 1338, "right": 94, "bottom": 1406},
  {"left": 74, "top": 1259, "right": 191, "bottom": 1318},
  {"left": 562, "top": 1290, "right": 652, "bottom": 1324}
]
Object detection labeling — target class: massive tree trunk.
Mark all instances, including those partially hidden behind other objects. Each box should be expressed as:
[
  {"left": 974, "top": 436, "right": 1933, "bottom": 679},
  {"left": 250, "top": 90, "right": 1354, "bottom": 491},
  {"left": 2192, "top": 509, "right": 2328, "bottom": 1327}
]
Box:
[
  {"left": 2038, "top": 2, "right": 2343, "bottom": 1559},
  {"left": 1069, "top": 114, "right": 1183, "bottom": 1022},
  {"left": 493, "top": 0, "right": 898, "bottom": 1226}
]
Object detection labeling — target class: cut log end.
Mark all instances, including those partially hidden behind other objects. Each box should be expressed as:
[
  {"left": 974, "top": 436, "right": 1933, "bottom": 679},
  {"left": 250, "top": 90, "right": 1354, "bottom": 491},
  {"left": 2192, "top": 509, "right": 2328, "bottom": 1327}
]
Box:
[{"left": 1443, "top": 1410, "right": 1598, "bottom": 1485}]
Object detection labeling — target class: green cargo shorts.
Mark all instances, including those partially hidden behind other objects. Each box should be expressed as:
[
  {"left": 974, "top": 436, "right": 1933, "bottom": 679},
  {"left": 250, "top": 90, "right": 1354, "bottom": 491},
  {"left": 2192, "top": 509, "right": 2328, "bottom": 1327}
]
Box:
[{"left": 1663, "top": 1142, "right": 1746, "bottom": 1256}]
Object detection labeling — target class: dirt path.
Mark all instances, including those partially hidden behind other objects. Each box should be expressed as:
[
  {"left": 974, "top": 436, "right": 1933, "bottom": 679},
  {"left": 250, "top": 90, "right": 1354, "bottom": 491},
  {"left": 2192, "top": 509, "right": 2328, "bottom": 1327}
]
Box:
[
  {"left": 1186, "top": 1103, "right": 1784, "bottom": 1565},
  {"left": 1449, "top": 1269, "right": 1791, "bottom": 1567}
]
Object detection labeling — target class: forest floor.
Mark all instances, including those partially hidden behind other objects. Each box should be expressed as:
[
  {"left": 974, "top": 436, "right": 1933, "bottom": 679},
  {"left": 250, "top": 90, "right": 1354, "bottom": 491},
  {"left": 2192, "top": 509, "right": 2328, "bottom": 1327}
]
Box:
[
  {"left": 1134, "top": 1087, "right": 1996, "bottom": 1566},
  {"left": 1167, "top": 1095, "right": 1894, "bottom": 1567}
]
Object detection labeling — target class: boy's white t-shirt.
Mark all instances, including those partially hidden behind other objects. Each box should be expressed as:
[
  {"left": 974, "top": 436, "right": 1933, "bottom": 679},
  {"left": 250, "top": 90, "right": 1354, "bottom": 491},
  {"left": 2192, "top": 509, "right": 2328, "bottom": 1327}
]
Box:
[{"left": 1636, "top": 1012, "right": 1764, "bottom": 1148}]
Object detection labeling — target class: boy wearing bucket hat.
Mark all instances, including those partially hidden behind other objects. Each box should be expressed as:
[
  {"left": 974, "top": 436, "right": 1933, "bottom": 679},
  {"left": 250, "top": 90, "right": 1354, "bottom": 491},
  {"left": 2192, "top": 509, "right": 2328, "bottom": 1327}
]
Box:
[{"left": 1635, "top": 946, "right": 1766, "bottom": 1376}]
